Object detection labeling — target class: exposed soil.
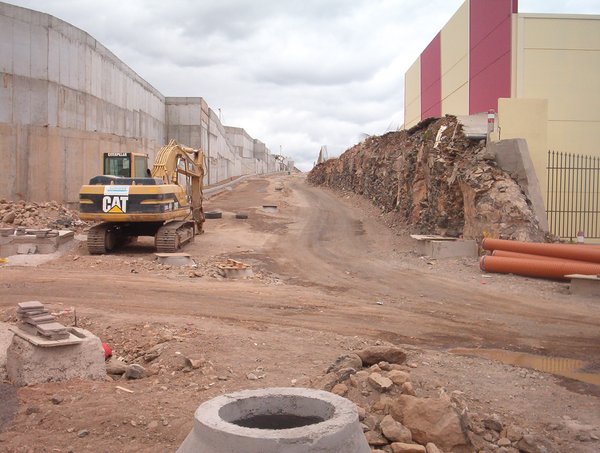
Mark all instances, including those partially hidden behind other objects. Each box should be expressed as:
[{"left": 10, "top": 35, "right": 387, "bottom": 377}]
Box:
[{"left": 0, "top": 174, "right": 599, "bottom": 452}]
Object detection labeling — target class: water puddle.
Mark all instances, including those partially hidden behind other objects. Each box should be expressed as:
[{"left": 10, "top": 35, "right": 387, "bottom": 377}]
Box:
[{"left": 450, "top": 348, "right": 600, "bottom": 386}]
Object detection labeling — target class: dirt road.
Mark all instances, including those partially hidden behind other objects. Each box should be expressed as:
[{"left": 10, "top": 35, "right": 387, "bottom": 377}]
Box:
[{"left": 0, "top": 174, "right": 599, "bottom": 452}]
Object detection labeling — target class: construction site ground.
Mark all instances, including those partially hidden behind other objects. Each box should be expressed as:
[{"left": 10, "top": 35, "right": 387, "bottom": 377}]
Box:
[{"left": 1, "top": 174, "right": 599, "bottom": 452}]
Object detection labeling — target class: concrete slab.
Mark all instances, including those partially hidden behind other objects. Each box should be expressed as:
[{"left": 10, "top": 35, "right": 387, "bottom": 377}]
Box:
[
  {"left": 566, "top": 274, "right": 600, "bottom": 299},
  {"left": 155, "top": 253, "right": 195, "bottom": 267},
  {"left": 9, "top": 325, "right": 83, "bottom": 347},
  {"left": 412, "top": 236, "right": 478, "bottom": 259}
]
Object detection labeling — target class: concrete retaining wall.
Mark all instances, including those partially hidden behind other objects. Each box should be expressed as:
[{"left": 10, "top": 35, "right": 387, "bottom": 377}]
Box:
[{"left": 0, "top": 2, "right": 293, "bottom": 203}]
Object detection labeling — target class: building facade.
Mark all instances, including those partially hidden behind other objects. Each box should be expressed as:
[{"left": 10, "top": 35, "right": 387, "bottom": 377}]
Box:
[{"left": 404, "top": 0, "right": 600, "bottom": 239}]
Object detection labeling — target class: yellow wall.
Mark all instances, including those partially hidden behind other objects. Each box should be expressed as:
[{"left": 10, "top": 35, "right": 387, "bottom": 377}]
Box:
[
  {"left": 497, "top": 98, "right": 549, "bottom": 202},
  {"left": 515, "top": 14, "right": 600, "bottom": 158},
  {"left": 441, "top": 1, "right": 470, "bottom": 116},
  {"left": 404, "top": 58, "right": 421, "bottom": 129}
]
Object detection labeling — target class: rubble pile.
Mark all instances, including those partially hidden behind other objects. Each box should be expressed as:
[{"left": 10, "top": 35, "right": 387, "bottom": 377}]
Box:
[
  {"left": 308, "top": 117, "right": 545, "bottom": 242},
  {"left": 0, "top": 199, "right": 86, "bottom": 231},
  {"left": 313, "top": 346, "right": 557, "bottom": 453}
]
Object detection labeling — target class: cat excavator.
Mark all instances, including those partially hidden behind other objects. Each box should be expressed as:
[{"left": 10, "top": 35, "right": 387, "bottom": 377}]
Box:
[{"left": 79, "top": 140, "right": 205, "bottom": 254}]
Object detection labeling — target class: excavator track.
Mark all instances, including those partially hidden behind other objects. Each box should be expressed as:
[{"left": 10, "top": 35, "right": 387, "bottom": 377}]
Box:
[
  {"left": 87, "top": 223, "right": 114, "bottom": 255},
  {"left": 155, "top": 221, "right": 194, "bottom": 253}
]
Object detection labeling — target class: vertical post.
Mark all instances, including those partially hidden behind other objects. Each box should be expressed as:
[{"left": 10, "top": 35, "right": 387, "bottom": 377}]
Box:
[{"left": 486, "top": 109, "right": 496, "bottom": 148}]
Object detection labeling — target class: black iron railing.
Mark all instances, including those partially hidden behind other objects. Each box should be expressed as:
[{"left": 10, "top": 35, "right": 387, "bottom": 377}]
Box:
[{"left": 546, "top": 151, "right": 600, "bottom": 240}]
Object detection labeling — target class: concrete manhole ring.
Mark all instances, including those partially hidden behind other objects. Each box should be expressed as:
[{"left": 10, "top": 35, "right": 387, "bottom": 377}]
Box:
[{"left": 177, "top": 387, "right": 370, "bottom": 453}]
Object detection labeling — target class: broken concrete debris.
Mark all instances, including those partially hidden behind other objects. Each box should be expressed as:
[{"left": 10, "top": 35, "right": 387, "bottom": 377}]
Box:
[
  {"left": 217, "top": 259, "right": 253, "bottom": 278},
  {"left": 308, "top": 116, "right": 546, "bottom": 242}
]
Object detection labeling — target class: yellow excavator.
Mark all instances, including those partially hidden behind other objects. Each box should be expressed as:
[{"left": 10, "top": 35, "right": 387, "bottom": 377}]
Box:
[{"left": 79, "top": 140, "right": 205, "bottom": 254}]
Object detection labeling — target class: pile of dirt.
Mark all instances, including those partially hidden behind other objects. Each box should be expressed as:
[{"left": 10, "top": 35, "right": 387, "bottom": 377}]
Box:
[
  {"left": 307, "top": 117, "right": 545, "bottom": 242},
  {"left": 313, "top": 346, "right": 558, "bottom": 453},
  {"left": 0, "top": 199, "right": 87, "bottom": 232}
]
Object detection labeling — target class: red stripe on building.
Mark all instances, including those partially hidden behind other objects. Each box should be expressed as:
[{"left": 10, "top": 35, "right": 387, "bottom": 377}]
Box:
[
  {"left": 469, "top": 0, "right": 515, "bottom": 114},
  {"left": 420, "top": 33, "right": 441, "bottom": 120}
]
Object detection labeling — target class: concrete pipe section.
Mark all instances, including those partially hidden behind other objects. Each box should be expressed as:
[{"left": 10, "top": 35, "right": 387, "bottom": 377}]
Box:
[{"left": 177, "top": 387, "right": 370, "bottom": 453}]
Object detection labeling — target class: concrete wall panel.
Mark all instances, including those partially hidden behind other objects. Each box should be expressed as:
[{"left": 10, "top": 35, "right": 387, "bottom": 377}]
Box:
[
  {"left": 420, "top": 33, "right": 441, "bottom": 119},
  {"left": 404, "top": 58, "right": 421, "bottom": 128},
  {"left": 469, "top": 0, "right": 514, "bottom": 113},
  {"left": 0, "top": 73, "right": 13, "bottom": 123},
  {"left": 0, "top": 2, "right": 274, "bottom": 202},
  {"left": 441, "top": 1, "right": 469, "bottom": 116}
]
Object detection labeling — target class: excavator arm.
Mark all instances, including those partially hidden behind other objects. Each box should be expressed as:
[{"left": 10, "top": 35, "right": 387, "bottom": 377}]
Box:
[{"left": 151, "top": 139, "right": 205, "bottom": 231}]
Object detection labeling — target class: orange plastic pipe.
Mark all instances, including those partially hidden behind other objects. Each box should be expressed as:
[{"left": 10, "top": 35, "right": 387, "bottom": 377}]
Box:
[
  {"left": 491, "top": 250, "right": 588, "bottom": 264},
  {"left": 482, "top": 238, "right": 600, "bottom": 264},
  {"left": 480, "top": 256, "right": 600, "bottom": 280}
]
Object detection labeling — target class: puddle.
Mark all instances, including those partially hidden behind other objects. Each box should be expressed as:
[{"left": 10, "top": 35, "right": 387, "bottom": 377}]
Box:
[{"left": 450, "top": 348, "right": 600, "bottom": 386}]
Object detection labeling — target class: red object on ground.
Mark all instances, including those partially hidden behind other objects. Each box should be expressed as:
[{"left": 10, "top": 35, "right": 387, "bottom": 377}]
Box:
[
  {"left": 480, "top": 255, "right": 600, "bottom": 280},
  {"left": 482, "top": 238, "right": 600, "bottom": 264},
  {"left": 102, "top": 343, "right": 112, "bottom": 360}
]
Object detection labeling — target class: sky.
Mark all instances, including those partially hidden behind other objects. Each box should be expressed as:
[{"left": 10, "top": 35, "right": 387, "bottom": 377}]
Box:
[{"left": 6, "top": 1, "right": 600, "bottom": 171}]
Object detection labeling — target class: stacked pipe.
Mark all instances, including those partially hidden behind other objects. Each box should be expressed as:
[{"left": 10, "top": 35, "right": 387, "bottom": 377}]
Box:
[{"left": 480, "top": 238, "right": 600, "bottom": 280}]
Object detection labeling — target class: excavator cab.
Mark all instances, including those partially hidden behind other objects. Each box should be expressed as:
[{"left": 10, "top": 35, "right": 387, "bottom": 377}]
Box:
[{"left": 103, "top": 152, "right": 149, "bottom": 178}]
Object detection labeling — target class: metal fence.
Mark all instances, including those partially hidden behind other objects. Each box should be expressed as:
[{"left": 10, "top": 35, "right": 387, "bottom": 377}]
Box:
[{"left": 546, "top": 151, "right": 600, "bottom": 240}]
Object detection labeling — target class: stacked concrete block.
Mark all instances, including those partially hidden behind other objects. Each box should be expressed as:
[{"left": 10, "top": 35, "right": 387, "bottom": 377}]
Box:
[{"left": 16, "top": 301, "right": 68, "bottom": 339}]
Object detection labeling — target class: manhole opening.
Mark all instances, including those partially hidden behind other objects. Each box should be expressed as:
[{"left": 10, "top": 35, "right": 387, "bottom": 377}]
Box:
[
  {"left": 219, "top": 395, "right": 334, "bottom": 430},
  {"left": 232, "top": 414, "right": 324, "bottom": 430}
]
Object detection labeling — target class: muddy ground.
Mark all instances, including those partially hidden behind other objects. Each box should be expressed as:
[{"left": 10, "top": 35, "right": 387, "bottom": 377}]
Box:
[{"left": 0, "top": 174, "right": 599, "bottom": 452}]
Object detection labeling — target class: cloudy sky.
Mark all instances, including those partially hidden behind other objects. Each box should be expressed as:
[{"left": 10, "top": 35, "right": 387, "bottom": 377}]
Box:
[{"left": 6, "top": 0, "right": 600, "bottom": 170}]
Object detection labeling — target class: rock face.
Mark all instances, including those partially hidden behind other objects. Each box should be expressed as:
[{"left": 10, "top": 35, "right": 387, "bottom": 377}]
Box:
[
  {"left": 307, "top": 116, "right": 545, "bottom": 242},
  {"left": 390, "top": 395, "right": 470, "bottom": 452}
]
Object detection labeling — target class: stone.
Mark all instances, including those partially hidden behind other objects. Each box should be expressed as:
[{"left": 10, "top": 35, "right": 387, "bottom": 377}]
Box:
[
  {"left": 51, "top": 394, "right": 64, "bottom": 405},
  {"left": 483, "top": 415, "right": 503, "bottom": 432},
  {"left": 365, "top": 430, "right": 388, "bottom": 446},
  {"left": 144, "top": 350, "right": 160, "bottom": 362},
  {"left": 369, "top": 373, "right": 394, "bottom": 392},
  {"left": 425, "top": 443, "right": 442, "bottom": 453},
  {"left": 390, "top": 442, "right": 426, "bottom": 453},
  {"left": 506, "top": 424, "right": 524, "bottom": 442},
  {"left": 357, "top": 406, "right": 366, "bottom": 420},
  {"left": 331, "top": 383, "right": 348, "bottom": 396},
  {"left": 2, "top": 212, "right": 15, "bottom": 224},
  {"left": 77, "top": 429, "right": 89, "bottom": 438},
  {"left": 147, "top": 420, "right": 159, "bottom": 430},
  {"left": 498, "top": 437, "right": 512, "bottom": 447},
  {"left": 378, "top": 361, "right": 392, "bottom": 371},
  {"left": 356, "top": 346, "right": 407, "bottom": 366},
  {"left": 246, "top": 372, "right": 258, "bottom": 380},
  {"left": 388, "top": 370, "right": 410, "bottom": 385},
  {"left": 124, "top": 364, "right": 146, "bottom": 380},
  {"left": 381, "top": 415, "right": 412, "bottom": 443},
  {"left": 390, "top": 395, "right": 470, "bottom": 452},
  {"left": 106, "top": 359, "right": 128, "bottom": 375},
  {"left": 516, "top": 434, "right": 557, "bottom": 453},
  {"left": 401, "top": 381, "right": 416, "bottom": 396},
  {"left": 327, "top": 353, "right": 363, "bottom": 373}
]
